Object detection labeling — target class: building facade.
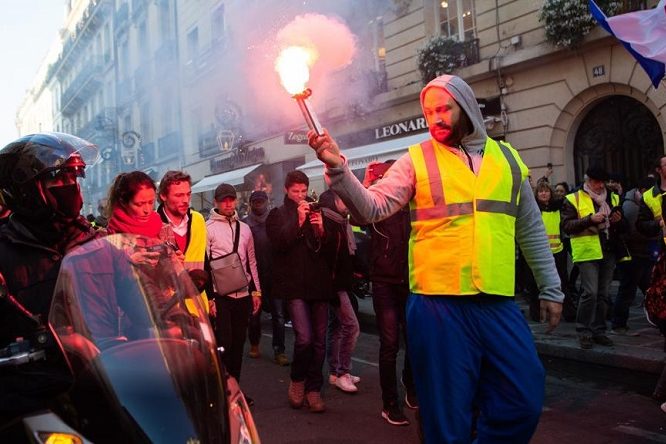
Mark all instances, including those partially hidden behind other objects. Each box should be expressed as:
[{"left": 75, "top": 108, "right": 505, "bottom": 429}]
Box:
[
  {"left": 17, "top": 0, "right": 666, "bottom": 212},
  {"left": 314, "top": 0, "right": 666, "bottom": 191}
]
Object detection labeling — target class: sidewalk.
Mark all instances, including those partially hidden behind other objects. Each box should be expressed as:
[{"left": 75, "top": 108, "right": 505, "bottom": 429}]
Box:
[{"left": 356, "top": 288, "right": 665, "bottom": 376}]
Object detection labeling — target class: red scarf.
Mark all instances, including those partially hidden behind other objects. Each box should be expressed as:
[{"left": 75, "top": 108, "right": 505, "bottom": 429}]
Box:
[{"left": 107, "top": 206, "right": 164, "bottom": 239}]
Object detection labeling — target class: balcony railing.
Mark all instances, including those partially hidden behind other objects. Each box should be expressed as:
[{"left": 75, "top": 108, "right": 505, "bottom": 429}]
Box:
[
  {"left": 158, "top": 131, "right": 181, "bottom": 158},
  {"left": 60, "top": 57, "right": 103, "bottom": 116},
  {"left": 458, "top": 38, "right": 480, "bottom": 69}
]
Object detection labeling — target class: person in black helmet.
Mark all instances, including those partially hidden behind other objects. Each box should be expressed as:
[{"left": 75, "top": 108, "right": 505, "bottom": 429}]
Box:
[{"left": 0, "top": 132, "right": 100, "bottom": 428}]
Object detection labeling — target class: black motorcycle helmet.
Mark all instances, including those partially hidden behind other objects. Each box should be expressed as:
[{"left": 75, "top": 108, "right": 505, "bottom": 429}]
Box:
[{"left": 0, "top": 132, "right": 99, "bottom": 222}]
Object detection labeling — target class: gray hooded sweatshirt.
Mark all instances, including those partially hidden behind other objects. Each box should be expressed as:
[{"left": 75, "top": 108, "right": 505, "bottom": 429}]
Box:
[{"left": 324, "top": 74, "right": 563, "bottom": 303}]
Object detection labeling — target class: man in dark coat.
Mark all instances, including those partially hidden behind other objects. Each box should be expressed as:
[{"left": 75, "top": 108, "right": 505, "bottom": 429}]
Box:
[
  {"left": 244, "top": 190, "right": 289, "bottom": 366},
  {"left": 266, "top": 171, "right": 334, "bottom": 413}
]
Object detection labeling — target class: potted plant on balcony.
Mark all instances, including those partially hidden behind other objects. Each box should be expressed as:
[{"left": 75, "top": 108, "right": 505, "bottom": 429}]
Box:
[
  {"left": 539, "top": 0, "right": 622, "bottom": 49},
  {"left": 417, "top": 36, "right": 464, "bottom": 84}
]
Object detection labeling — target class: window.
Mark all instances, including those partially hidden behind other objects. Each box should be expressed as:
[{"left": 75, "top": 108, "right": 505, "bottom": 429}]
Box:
[
  {"left": 103, "top": 24, "right": 111, "bottom": 63},
  {"left": 161, "top": 95, "right": 173, "bottom": 133},
  {"left": 138, "top": 21, "right": 149, "bottom": 56},
  {"left": 439, "top": 0, "right": 476, "bottom": 41},
  {"left": 212, "top": 4, "right": 225, "bottom": 43},
  {"left": 187, "top": 27, "right": 199, "bottom": 63},
  {"left": 120, "top": 40, "right": 130, "bottom": 78},
  {"left": 159, "top": 0, "right": 171, "bottom": 39}
]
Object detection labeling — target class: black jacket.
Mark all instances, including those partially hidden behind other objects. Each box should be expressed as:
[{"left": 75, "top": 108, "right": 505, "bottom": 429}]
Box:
[
  {"left": 320, "top": 208, "right": 354, "bottom": 292},
  {"left": 0, "top": 216, "right": 98, "bottom": 345},
  {"left": 0, "top": 215, "right": 98, "bottom": 422},
  {"left": 242, "top": 211, "right": 273, "bottom": 297},
  {"left": 368, "top": 207, "right": 410, "bottom": 285},
  {"left": 266, "top": 196, "right": 335, "bottom": 301}
]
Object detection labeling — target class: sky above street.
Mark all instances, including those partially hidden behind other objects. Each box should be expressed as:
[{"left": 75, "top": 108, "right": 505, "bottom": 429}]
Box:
[{"left": 0, "top": 1, "right": 64, "bottom": 145}]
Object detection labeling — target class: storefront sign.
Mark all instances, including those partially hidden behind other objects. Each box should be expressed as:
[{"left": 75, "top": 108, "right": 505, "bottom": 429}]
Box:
[
  {"left": 374, "top": 117, "right": 427, "bottom": 140},
  {"left": 210, "top": 146, "right": 265, "bottom": 173},
  {"left": 284, "top": 130, "right": 309, "bottom": 145}
]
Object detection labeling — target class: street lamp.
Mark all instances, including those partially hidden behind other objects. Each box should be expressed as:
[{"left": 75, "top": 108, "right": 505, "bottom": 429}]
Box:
[{"left": 120, "top": 130, "right": 142, "bottom": 170}]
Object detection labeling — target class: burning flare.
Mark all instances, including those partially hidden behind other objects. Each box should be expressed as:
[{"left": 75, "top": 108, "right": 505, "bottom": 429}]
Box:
[{"left": 275, "top": 46, "right": 318, "bottom": 95}]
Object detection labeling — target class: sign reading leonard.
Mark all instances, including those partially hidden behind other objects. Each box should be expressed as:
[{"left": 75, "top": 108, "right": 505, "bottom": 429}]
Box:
[{"left": 374, "top": 117, "right": 427, "bottom": 140}]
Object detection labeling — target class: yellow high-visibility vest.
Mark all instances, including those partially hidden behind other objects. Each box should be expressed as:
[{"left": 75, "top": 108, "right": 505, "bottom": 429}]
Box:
[
  {"left": 565, "top": 190, "right": 619, "bottom": 263},
  {"left": 408, "top": 138, "right": 528, "bottom": 296},
  {"left": 184, "top": 210, "right": 209, "bottom": 315},
  {"left": 643, "top": 186, "right": 666, "bottom": 244},
  {"left": 541, "top": 210, "right": 563, "bottom": 254}
]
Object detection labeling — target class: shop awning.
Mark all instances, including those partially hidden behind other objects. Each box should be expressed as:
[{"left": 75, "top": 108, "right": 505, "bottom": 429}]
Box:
[
  {"left": 190, "top": 164, "right": 262, "bottom": 194},
  {"left": 297, "top": 132, "right": 429, "bottom": 179}
]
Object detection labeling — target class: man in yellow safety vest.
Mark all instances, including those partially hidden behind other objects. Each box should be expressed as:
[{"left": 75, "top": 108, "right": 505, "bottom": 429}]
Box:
[
  {"left": 561, "top": 166, "right": 626, "bottom": 350},
  {"left": 307, "top": 74, "right": 563, "bottom": 444}
]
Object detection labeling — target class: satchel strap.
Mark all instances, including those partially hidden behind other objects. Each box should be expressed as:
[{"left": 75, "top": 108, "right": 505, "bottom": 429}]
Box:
[{"left": 232, "top": 220, "right": 241, "bottom": 253}]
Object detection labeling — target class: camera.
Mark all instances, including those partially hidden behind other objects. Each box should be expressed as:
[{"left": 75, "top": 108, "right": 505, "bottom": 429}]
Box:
[{"left": 308, "top": 202, "right": 321, "bottom": 212}]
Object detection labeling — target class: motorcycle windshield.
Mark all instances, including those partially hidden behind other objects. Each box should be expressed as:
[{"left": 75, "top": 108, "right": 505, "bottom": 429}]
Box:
[{"left": 49, "top": 234, "right": 227, "bottom": 443}]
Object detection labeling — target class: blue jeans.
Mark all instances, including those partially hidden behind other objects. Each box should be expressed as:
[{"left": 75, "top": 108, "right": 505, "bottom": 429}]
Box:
[
  {"left": 407, "top": 294, "right": 544, "bottom": 444},
  {"left": 287, "top": 299, "right": 329, "bottom": 393},
  {"left": 372, "top": 281, "right": 414, "bottom": 406},
  {"left": 327, "top": 291, "right": 360, "bottom": 376}
]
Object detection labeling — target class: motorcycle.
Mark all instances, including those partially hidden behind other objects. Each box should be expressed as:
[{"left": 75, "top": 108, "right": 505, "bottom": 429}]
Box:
[{"left": 0, "top": 233, "right": 260, "bottom": 443}]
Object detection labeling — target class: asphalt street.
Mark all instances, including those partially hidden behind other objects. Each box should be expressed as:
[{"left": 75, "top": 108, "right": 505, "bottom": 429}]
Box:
[{"left": 240, "top": 318, "right": 666, "bottom": 444}]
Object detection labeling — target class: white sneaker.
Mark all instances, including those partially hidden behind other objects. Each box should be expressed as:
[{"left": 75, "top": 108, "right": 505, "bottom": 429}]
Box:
[
  {"left": 329, "top": 373, "right": 360, "bottom": 385},
  {"left": 661, "top": 402, "right": 666, "bottom": 413},
  {"left": 334, "top": 373, "right": 358, "bottom": 393}
]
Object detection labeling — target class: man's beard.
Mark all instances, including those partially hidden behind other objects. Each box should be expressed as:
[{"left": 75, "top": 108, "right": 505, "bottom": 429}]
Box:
[{"left": 430, "top": 122, "right": 461, "bottom": 146}]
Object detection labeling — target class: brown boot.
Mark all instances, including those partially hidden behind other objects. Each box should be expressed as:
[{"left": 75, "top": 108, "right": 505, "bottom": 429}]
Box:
[
  {"left": 288, "top": 380, "right": 305, "bottom": 408},
  {"left": 248, "top": 344, "right": 260, "bottom": 358},
  {"left": 305, "top": 391, "right": 325, "bottom": 413}
]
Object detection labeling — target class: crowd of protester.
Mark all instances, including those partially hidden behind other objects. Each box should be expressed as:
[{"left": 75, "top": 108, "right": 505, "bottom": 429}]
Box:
[{"left": 2, "top": 74, "right": 666, "bottom": 441}]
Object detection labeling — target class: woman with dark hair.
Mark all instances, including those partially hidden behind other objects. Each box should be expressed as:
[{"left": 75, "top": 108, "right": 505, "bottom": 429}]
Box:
[
  {"left": 106, "top": 171, "right": 182, "bottom": 266},
  {"left": 107, "top": 171, "right": 168, "bottom": 239},
  {"left": 318, "top": 189, "right": 361, "bottom": 394},
  {"left": 531, "top": 182, "right": 576, "bottom": 321}
]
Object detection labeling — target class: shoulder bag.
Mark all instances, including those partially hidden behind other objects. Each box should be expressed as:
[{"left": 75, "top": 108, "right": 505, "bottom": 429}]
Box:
[{"left": 209, "top": 221, "right": 248, "bottom": 296}]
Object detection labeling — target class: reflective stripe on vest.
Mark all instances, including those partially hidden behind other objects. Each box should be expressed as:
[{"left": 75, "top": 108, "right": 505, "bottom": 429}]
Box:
[
  {"left": 565, "top": 190, "right": 619, "bottom": 263},
  {"left": 408, "top": 138, "right": 528, "bottom": 296},
  {"left": 643, "top": 186, "right": 666, "bottom": 244},
  {"left": 541, "top": 210, "right": 563, "bottom": 254}
]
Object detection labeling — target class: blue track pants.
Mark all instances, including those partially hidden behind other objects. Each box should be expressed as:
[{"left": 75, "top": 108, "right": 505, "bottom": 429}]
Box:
[{"left": 406, "top": 294, "right": 545, "bottom": 444}]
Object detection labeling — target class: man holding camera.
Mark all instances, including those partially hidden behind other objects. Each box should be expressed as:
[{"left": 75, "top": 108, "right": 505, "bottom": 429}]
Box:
[
  {"left": 266, "top": 171, "right": 334, "bottom": 413},
  {"left": 561, "top": 166, "right": 627, "bottom": 349}
]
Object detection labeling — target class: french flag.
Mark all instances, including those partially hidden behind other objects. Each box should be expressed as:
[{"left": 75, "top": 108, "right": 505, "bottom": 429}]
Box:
[{"left": 589, "top": 0, "right": 666, "bottom": 88}]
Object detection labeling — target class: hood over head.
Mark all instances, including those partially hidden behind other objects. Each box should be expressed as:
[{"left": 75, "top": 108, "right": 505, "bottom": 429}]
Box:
[{"left": 419, "top": 74, "right": 487, "bottom": 154}]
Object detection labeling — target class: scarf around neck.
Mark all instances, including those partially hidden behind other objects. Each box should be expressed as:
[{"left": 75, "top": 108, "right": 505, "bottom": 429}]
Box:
[
  {"left": 583, "top": 182, "right": 611, "bottom": 234},
  {"left": 108, "top": 206, "right": 164, "bottom": 239}
]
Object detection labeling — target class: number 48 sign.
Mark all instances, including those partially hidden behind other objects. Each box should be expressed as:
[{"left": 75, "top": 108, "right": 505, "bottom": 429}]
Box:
[{"left": 592, "top": 65, "right": 605, "bottom": 77}]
